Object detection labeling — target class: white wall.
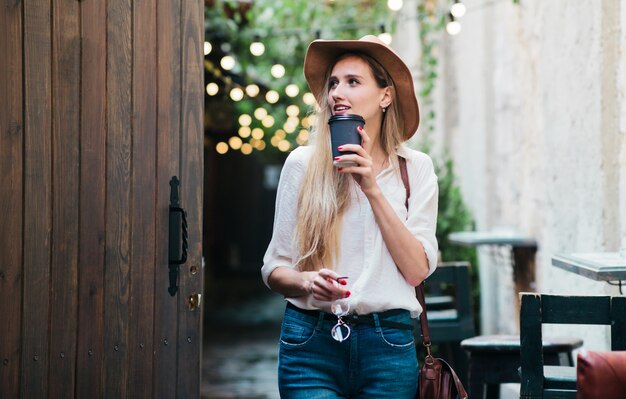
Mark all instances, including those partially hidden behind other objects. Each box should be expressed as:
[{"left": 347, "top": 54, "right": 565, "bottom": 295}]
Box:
[{"left": 396, "top": 0, "right": 625, "bottom": 348}]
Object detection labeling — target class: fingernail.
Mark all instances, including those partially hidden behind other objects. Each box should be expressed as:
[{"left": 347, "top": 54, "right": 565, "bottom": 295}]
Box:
[
  {"left": 334, "top": 157, "right": 340, "bottom": 161},
  {"left": 337, "top": 146, "right": 343, "bottom": 151},
  {"left": 338, "top": 168, "right": 343, "bottom": 171},
  {"left": 339, "top": 279, "right": 347, "bottom": 285},
  {"left": 357, "top": 126, "right": 363, "bottom": 132},
  {"left": 345, "top": 291, "right": 351, "bottom": 298}
]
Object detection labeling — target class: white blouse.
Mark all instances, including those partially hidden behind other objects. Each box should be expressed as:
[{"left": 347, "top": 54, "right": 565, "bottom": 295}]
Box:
[{"left": 261, "top": 144, "right": 439, "bottom": 318}]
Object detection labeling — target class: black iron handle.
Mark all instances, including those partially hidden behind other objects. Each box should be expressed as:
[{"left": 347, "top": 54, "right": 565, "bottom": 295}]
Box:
[
  {"left": 169, "top": 206, "right": 188, "bottom": 265},
  {"left": 168, "top": 176, "right": 188, "bottom": 296}
]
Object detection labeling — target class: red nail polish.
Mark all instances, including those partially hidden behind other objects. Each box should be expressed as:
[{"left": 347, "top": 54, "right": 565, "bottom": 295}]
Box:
[
  {"left": 338, "top": 168, "right": 343, "bottom": 171},
  {"left": 357, "top": 126, "right": 363, "bottom": 132},
  {"left": 340, "top": 279, "right": 347, "bottom": 285},
  {"left": 338, "top": 146, "right": 343, "bottom": 151},
  {"left": 334, "top": 157, "right": 340, "bottom": 161},
  {"left": 345, "top": 291, "right": 351, "bottom": 298}
]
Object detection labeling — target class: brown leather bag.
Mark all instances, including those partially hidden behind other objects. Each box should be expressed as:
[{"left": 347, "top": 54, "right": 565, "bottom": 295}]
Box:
[
  {"left": 415, "top": 284, "right": 468, "bottom": 399},
  {"left": 398, "top": 157, "right": 468, "bottom": 399},
  {"left": 576, "top": 350, "right": 626, "bottom": 399}
]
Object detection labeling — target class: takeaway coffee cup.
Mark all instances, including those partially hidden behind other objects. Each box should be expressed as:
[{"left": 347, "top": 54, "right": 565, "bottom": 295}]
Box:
[{"left": 328, "top": 114, "right": 365, "bottom": 167}]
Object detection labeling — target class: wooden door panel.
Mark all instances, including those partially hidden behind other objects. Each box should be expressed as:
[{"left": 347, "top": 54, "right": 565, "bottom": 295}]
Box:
[
  {"left": 0, "top": 1, "right": 203, "bottom": 397},
  {"left": 154, "top": 0, "right": 183, "bottom": 397},
  {"left": 0, "top": 1, "right": 23, "bottom": 398},
  {"left": 128, "top": 0, "right": 158, "bottom": 396},
  {"left": 178, "top": 0, "right": 205, "bottom": 396},
  {"left": 49, "top": 0, "right": 81, "bottom": 396},
  {"left": 21, "top": 0, "right": 53, "bottom": 396},
  {"left": 76, "top": 0, "right": 107, "bottom": 396}
]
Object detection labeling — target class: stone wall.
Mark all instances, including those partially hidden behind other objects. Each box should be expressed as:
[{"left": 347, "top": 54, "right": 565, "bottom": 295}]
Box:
[{"left": 396, "top": 0, "right": 625, "bottom": 348}]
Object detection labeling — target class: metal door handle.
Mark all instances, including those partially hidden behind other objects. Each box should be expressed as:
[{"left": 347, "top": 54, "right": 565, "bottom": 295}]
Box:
[{"left": 168, "top": 176, "right": 188, "bottom": 296}]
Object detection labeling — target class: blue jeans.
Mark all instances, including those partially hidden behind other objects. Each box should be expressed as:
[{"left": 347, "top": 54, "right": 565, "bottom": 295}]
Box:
[{"left": 277, "top": 304, "right": 418, "bottom": 399}]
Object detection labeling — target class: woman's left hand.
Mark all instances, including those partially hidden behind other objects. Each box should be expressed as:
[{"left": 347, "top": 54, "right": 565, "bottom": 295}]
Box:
[{"left": 335, "top": 126, "right": 380, "bottom": 195}]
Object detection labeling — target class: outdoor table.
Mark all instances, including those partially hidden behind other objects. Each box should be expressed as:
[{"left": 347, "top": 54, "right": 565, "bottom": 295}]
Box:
[
  {"left": 552, "top": 252, "right": 626, "bottom": 294},
  {"left": 448, "top": 230, "right": 538, "bottom": 294}
]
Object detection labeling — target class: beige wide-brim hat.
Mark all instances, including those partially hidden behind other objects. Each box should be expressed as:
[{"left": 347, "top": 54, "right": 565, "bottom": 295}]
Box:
[{"left": 303, "top": 35, "right": 420, "bottom": 140}]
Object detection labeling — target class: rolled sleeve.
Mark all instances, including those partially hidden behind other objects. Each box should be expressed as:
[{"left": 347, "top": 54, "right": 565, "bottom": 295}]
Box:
[{"left": 260, "top": 147, "right": 310, "bottom": 287}]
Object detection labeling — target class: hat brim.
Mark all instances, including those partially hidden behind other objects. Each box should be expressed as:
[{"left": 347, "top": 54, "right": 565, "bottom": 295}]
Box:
[{"left": 303, "top": 36, "right": 419, "bottom": 140}]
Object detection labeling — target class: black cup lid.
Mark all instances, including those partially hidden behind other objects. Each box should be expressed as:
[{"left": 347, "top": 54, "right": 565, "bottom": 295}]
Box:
[{"left": 328, "top": 114, "right": 365, "bottom": 124}]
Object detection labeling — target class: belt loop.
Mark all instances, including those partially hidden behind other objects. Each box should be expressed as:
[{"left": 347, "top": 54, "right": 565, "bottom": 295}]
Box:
[
  {"left": 373, "top": 313, "right": 382, "bottom": 332},
  {"left": 315, "top": 311, "right": 325, "bottom": 331}
]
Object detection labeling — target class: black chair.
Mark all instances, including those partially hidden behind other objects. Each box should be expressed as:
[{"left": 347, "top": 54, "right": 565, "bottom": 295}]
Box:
[
  {"left": 519, "top": 293, "right": 626, "bottom": 399},
  {"left": 416, "top": 261, "right": 476, "bottom": 385},
  {"left": 461, "top": 334, "right": 582, "bottom": 399}
]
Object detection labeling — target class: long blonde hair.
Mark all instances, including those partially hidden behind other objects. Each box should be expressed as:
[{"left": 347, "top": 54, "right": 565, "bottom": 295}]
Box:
[{"left": 295, "top": 53, "right": 406, "bottom": 271}]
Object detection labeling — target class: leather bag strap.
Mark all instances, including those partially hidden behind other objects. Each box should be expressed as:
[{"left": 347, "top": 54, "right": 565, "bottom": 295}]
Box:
[{"left": 398, "top": 157, "right": 432, "bottom": 351}]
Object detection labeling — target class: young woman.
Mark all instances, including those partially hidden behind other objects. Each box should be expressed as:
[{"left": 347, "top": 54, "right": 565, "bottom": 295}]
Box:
[{"left": 261, "top": 35, "right": 439, "bottom": 398}]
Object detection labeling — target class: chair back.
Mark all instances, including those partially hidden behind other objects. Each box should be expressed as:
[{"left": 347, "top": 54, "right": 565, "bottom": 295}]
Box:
[
  {"left": 519, "top": 293, "right": 626, "bottom": 399},
  {"left": 418, "top": 261, "right": 475, "bottom": 343}
]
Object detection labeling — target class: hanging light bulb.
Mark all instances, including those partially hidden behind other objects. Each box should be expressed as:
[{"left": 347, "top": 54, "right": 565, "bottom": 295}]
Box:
[
  {"left": 220, "top": 55, "right": 236, "bottom": 70},
  {"left": 203, "top": 41, "right": 212, "bottom": 55},
  {"left": 302, "top": 92, "right": 316, "bottom": 105},
  {"left": 450, "top": 0, "right": 466, "bottom": 18},
  {"left": 216, "top": 142, "right": 228, "bottom": 154},
  {"left": 229, "top": 87, "right": 244, "bottom": 101},
  {"left": 285, "top": 84, "right": 300, "bottom": 97},
  {"left": 250, "top": 35, "right": 265, "bottom": 56},
  {"left": 286, "top": 105, "right": 300, "bottom": 117},
  {"left": 387, "top": 0, "right": 403, "bottom": 11},
  {"left": 206, "top": 82, "right": 219, "bottom": 96},
  {"left": 228, "top": 136, "right": 243, "bottom": 150},
  {"left": 238, "top": 114, "right": 252, "bottom": 127},
  {"left": 446, "top": 13, "right": 462, "bottom": 35},
  {"left": 266, "top": 90, "right": 280, "bottom": 104},
  {"left": 241, "top": 143, "right": 253, "bottom": 155},
  {"left": 271, "top": 64, "right": 286, "bottom": 79},
  {"left": 245, "top": 84, "right": 260, "bottom": 97},
  {"left": 254, "top": 108, "right": 268, "bottom": 120}
]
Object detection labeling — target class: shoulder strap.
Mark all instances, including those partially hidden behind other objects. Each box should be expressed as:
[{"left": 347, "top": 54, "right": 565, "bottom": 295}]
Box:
[{"left": 398, "top": 157, "right": 432, "bottom": 350}]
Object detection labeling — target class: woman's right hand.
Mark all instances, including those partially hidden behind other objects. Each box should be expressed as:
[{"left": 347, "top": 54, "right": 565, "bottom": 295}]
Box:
[{"left": 307, "top": 268, "right": 350, "bottom": 302}]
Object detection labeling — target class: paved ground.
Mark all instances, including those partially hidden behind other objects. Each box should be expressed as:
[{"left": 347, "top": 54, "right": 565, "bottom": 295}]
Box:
[{"left": 201, "top": 293, "right": 284, "bottom": 399}]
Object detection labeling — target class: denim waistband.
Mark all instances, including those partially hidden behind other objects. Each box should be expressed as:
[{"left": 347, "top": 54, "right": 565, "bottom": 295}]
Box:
[{"left": 286, "top": 302, "right": 413, "bottom": 330}]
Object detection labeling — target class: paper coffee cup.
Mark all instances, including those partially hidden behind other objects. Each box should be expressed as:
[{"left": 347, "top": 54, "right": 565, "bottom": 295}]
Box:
[{"left": 328, "top": 114, "right": 365, "bottom": 167}]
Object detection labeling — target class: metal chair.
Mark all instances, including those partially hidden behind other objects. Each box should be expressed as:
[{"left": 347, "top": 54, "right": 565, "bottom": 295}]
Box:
[{"left": 519, "top": 293, "right": 626, "bottom": 399}]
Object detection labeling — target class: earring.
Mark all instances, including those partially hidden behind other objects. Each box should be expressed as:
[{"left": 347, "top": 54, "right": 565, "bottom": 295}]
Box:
[{"left": 382, "top": 107, "right": 387, "bottom": 113}]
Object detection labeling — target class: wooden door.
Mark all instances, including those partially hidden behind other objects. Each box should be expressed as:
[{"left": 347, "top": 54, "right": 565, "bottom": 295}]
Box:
[{"left": 0, "top": 0, "right": 204, "bottom": 397}]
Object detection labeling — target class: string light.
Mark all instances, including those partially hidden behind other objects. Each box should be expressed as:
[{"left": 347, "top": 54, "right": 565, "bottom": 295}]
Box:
[
  {"left": 251, "top": 128, "right": 264, "bottom": 140},
  {"left": 220, "top": 55, "right": 236, "bottom": 70},
  {"left": 285, "top": 84, "right": 300, "bottom": 97},
  {"left": 302, "top": 92, "right": 316, "bottom": 105},
  {"left": 286, "top": 105, "right": 300, "bottom": 117},
  {"left": 450, "top": 0, "right": 467, "bottom": 18},
  {"left": 229, "top": 87, "right": 244, "bottom": 101},
  {"left": 278, "top": 140, "right": 291, "bottom": 152},
  {"left": 271, "top": 64, "right": 286, "bottom": 78},
  {"left": 245, "top": 84, "right": 260, "bottom": 97},
  {"left": 228, "top": 136, "right": 243, "bottom": 150},
  {"left": 261, "top": 115, "right": 275, "bottom": 128},
  {"left": 241, "top": 143, "right": 253, "bottom": 155},
  {"left": 216, "top": 142, "right": 228, "bottom": 154},
  {"left": 266, "top": 90, "right": 280, "bottom": 104},
  {"left": 206, "top": 82, "right": 219, "bottom": 96},
  {"left": 204, "top": 41, "right": 212, "bottom": 55},
  {"left": 238, "top": 126, "right": 251, "bottom": 138},
  {"left": 254, "top": 108, "right": 268, "bottom": 120},
  {"left": 238, "top": 114, "right": 252, "bottom": 126},
  {"left": 446, "top": 13, "right": 461, "bottom": 35},
  {"left": 387, "top": 0, "right": 403, "bottom": 11},
  {"left": 250, "top": 35, "right": 265, "bottom": 56}
]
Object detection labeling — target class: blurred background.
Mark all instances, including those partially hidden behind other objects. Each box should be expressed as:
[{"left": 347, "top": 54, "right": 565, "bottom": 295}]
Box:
[{"left": 201, "top": 1, "right": 626, "bottom": 398}]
